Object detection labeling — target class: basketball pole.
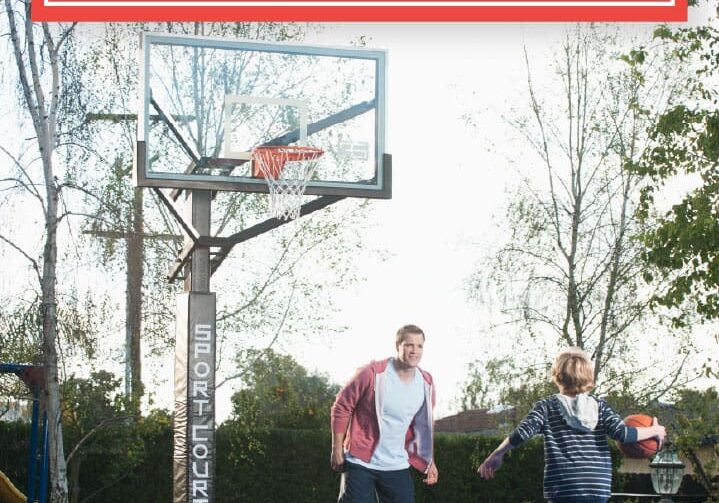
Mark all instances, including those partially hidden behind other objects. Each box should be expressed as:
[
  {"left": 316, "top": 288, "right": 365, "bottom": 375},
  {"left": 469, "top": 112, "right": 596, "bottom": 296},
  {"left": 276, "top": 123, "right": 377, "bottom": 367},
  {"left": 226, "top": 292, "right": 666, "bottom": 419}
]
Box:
[
  {"left": 147, "top": 181, "right": 353, "bottom": 503},
  {"left": 173, "top": 189, "right": 217, "bottom": 503},
  {"left": 139, "top": 158, "right": 388, "bottom": 503}
]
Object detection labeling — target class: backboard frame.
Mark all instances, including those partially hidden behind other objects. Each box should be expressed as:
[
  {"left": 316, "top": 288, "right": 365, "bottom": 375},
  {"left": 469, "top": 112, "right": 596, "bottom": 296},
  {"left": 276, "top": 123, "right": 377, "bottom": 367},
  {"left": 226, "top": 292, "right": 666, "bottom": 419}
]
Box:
[{"left": 134, "top": 31, "right": 391, "bottom": 199}]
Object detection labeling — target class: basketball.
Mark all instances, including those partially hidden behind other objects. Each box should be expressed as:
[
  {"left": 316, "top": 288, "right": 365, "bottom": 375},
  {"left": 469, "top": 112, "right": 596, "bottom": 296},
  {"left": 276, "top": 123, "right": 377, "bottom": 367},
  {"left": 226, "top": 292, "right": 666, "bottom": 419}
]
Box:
[{"left": 617, "top": 414, "right": 660, "bottom": 459}]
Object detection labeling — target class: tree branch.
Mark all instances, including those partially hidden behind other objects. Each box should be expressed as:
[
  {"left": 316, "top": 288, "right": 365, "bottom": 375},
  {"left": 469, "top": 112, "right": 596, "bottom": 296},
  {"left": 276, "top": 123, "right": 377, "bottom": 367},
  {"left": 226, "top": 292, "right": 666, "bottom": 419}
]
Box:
[{"left": 0, "top": 232, "right": 41, "bottom": 283}]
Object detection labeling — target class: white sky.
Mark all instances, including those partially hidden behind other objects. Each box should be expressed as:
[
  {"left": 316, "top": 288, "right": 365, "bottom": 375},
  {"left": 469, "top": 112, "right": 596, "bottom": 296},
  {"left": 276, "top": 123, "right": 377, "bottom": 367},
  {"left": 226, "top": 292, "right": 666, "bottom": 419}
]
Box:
[
  {"left": 282, "top": 24, "right": 529, "bottom": 419},
  {"left": 2, "top": 11, "right": 716, "bottom": 422},
  {"left": 264, "top": 16, "right": 716, "bottom": 421},
  {"left": 121, "top": 22, "right": 560, "bottom": 421},
  {"left": 212, "top": 18, "right": 713, "bottom": 421}
]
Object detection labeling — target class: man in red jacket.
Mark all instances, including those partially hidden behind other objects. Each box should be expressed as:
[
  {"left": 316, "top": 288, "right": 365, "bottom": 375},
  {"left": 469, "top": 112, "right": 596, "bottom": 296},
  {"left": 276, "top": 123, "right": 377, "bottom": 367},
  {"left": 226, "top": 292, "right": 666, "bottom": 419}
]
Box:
[{"left": 330, "top": 324, "right": 439, "bottom": 502}]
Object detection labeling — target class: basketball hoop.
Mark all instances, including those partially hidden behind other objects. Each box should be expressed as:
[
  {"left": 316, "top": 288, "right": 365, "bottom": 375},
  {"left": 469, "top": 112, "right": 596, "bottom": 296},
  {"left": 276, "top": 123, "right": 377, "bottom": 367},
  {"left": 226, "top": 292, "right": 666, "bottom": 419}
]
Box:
[{"left": 251, "top": 146, "right": 324, "bottom": 220}]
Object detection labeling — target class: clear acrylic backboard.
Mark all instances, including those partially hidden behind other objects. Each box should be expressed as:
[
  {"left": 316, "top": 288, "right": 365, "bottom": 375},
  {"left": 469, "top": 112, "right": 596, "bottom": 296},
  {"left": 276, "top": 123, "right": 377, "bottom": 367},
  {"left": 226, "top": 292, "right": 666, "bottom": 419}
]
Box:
[{"left": 134, "top": 32, "right": 390, "bottom": 199}]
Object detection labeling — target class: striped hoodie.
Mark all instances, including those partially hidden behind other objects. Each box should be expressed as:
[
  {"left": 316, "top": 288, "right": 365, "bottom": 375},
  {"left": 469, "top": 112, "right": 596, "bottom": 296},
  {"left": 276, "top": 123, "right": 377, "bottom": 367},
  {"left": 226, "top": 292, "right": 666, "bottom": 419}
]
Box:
[{"left": 509, "top": 395, "right": 638, "bottom": 501}]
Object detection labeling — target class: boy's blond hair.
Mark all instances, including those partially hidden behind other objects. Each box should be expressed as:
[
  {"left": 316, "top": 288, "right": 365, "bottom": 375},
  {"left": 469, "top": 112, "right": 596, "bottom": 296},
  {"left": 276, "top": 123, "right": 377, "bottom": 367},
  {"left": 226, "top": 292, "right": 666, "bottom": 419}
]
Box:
[{"left": 552, "top": 347, "right": 595, "bottom": 394}]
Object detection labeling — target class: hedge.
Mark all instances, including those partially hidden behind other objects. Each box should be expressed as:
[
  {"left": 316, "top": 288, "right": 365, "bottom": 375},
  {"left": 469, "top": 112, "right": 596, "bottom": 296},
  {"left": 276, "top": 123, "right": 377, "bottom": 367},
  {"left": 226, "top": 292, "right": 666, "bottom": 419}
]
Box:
[{"left": 0, "top": 420, "right": 629, "bottom": 502}]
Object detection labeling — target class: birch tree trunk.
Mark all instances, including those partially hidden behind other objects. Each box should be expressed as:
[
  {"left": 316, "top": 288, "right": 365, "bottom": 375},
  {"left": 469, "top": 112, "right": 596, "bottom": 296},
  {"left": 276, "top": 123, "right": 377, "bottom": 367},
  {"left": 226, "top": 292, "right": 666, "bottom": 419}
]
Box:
[{"left": 4, "top": 2, "right": 76, "bottom": 501}]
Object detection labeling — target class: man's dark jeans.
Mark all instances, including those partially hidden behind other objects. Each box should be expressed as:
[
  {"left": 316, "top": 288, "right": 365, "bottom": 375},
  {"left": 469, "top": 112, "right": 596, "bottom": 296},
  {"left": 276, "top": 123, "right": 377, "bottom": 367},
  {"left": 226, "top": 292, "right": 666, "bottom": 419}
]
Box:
[
  {"left": 338, "top": 461, "right": 414, "bottom": 503},
  {"left": 548, "top": 498, "right": 609, "bottom": 503}
]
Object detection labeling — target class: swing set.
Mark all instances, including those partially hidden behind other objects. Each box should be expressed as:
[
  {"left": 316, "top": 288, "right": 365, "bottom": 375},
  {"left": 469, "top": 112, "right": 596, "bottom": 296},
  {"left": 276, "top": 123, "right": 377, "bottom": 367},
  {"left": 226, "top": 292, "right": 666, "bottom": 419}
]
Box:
[{"left": 0, "top": 364, "right": 48, "bottom": 503}]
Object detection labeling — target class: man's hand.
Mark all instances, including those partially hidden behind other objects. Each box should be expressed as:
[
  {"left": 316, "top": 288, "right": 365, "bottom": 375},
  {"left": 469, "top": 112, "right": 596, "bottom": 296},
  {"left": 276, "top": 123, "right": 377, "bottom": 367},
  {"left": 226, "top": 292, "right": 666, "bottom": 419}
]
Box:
[
  {"left": 330, "top": 447, "right": 345, "bottom": 472},
  {"left": 478, "top": 451, "right": 504, "bottom": 479},
  {"left": 424, "top": 462, "right": 439, "bottom": 485},
  {"left": 330, "top": 431, "right": 347, "bottom": 472}
]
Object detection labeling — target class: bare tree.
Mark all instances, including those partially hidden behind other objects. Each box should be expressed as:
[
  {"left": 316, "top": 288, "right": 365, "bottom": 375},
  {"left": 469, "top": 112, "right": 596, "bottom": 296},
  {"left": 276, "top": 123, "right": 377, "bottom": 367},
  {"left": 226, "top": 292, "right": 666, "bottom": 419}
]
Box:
[
  {"left": 2, "top": 1, "right": 80, "bottom": 500},
  {"left": 467, "top": 25, "right": 697, "bottom": 405}
]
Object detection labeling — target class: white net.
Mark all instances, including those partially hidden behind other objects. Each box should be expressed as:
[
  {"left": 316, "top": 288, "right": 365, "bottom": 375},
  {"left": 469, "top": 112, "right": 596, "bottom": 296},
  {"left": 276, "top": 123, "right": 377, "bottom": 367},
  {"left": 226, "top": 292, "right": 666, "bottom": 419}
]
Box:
[{"left": 251, "top": 146, "right": 324, "bottom": 220}]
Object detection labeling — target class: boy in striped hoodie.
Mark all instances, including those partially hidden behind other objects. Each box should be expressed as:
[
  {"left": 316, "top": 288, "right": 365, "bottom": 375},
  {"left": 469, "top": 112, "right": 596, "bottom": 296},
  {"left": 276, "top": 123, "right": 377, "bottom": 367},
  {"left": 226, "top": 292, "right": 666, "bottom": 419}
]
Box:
[{"left": 478, "top": 347, "right": 666, "bottom": 503}]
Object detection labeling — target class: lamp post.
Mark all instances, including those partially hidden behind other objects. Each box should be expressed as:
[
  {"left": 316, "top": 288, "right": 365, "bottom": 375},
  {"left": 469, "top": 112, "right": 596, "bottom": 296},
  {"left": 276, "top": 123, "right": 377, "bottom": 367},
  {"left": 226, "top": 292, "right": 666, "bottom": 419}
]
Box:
[{"left": 649, "top": 442, "right": 685, "bottom": 503}]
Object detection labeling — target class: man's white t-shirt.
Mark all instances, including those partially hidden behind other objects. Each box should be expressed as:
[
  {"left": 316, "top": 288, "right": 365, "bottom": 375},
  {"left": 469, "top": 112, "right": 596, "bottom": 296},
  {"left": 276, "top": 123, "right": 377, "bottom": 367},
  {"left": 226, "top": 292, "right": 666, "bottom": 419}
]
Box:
[{"left": 346, "top": 358, "right": 425, "bottom": 471}]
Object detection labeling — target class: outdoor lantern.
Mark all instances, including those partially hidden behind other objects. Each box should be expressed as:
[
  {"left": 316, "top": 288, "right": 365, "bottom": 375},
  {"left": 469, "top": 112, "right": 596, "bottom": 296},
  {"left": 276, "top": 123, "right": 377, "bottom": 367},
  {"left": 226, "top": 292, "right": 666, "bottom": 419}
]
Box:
[{"left": 649, "top": 443, "right": 686, "bottom": 503}]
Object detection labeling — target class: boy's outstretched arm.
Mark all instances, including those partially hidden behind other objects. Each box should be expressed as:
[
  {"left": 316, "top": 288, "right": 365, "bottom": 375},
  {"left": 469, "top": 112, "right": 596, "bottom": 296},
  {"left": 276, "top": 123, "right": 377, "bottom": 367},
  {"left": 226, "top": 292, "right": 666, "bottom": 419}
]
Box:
[{"left": 478, "top": 436, "right": 513, "bottom": 479}]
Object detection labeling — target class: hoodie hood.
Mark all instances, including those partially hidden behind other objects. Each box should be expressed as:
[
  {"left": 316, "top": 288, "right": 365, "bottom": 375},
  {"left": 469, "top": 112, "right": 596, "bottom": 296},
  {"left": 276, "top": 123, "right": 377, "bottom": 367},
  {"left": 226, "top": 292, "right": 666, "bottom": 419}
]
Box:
[{"left": 555, "top": 393, "right": 598, "bottom": 432}]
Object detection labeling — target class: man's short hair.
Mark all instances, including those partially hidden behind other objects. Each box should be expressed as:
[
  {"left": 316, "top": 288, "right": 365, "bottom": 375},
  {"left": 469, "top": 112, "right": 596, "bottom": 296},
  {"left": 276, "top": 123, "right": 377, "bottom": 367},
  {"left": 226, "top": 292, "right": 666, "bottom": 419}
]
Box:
[
  {"left": 552, "top": 347, "right": 595, "bottom": 394},
  {"left": 396, "top": 324, "right": 425, "bottom": 346}
]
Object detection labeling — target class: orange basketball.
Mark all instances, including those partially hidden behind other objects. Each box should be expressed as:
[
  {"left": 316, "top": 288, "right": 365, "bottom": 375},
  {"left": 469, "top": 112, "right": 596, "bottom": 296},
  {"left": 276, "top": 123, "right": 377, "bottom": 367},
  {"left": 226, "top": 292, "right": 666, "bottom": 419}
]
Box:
[{"left": 617, "top": 414, "right": 660, "bottom": 459}]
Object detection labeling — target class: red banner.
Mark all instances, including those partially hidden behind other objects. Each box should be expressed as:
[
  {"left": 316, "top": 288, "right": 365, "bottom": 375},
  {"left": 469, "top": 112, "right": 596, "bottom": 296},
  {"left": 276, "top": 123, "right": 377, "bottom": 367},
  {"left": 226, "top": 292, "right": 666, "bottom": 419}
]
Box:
[{"left": 32, "top": 0, "right": 687, "bottom": 22}]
